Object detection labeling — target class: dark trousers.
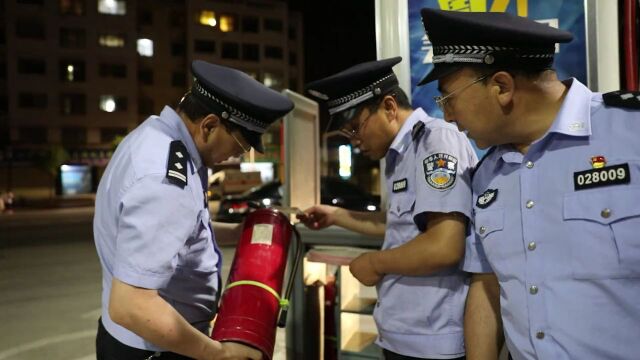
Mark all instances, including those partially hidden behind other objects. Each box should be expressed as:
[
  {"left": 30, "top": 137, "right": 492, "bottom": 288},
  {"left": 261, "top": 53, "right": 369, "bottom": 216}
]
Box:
[
  {"left": 96, "top": 318, "right": 193, "bottom": 360},
  {"left": 383, "top": 349, "right": 466, "bottom": 360}
]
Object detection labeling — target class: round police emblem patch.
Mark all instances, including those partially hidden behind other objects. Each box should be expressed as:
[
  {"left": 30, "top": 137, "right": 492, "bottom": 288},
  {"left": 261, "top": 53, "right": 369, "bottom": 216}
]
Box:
[{"left": 423, "top": 153, "right": 458, "bottom": 190}]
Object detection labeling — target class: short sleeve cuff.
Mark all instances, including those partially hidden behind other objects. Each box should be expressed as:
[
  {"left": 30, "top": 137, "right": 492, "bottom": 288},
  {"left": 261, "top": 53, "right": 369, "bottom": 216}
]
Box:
[
  {"left": 414, "top": 201, "right": 473, "bottom": 221},
  {"left": 113, "top": 261, "right": 173, "bottom": 289},
  {"left": 461, "top": 241, "right": 494, "bottom": 273}
]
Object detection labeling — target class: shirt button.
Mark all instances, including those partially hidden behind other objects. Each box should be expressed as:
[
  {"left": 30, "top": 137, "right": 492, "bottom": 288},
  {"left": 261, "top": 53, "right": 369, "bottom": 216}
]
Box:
[
  {"left": 397, "top": 205, "right": 401, "bottom": 212},
  {"left": 526, "top": 161, "right": 534, "bottom": 169},
  {"left": 529, "top": 285, "right": 538, "bottom": 295},
  {"left": 526, "top": 200, "right": 535, "bottom": 209},
  {"left": 528, "top": 242, "right": 537, "bottom": 251},
  {"left": 536, "top": 331, "right": 545, "bottom": 339},
  {"left": 479, "top": 226, "right": 486, "bottom": 234},
  {"left": 601, "top": 208, "right": 611, "bottom": 218}
]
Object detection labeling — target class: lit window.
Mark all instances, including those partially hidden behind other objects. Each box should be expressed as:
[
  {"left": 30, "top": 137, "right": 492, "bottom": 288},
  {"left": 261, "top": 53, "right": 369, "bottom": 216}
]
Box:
[
  {"left": 198, "top": 10, "right": 216, "bottom": 27},
  {"left": 263, "top": 72, "right": 283, "bottom": 89},
  {"left": 219, "top": 14, "right": 236, "bottom": 32},
  {"left": 60, "top": 60, "right": 85, "bottom": 82},
  {"left": 99, "top": 34, "right": 125, "bottom": 47},
  {"left": 66, "top": 65, "right": 74, "bottom": 81},
  {"left": 98, "top": 0, "right": 126, "bottom": 15},
  {"left": 137, "top": 38, "right": 153, "bottom": 57},
  {"left": 100, "top": 95, "right": 116, "bottom": 112},
  {"left": 99, "top": 95, "right": 127, "bottom": 112}
]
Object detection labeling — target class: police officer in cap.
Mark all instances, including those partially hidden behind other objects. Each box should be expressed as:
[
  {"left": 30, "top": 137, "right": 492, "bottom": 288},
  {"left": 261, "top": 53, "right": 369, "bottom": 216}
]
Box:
[
  {"left": 94, "top": 60, "right": 293, "bottom": 359},
  {"left": 299, "top": 57, "right": 478, "bottom": 359},
  {"left": 419, "top": 8, "right": 640, "bottom": 360}
]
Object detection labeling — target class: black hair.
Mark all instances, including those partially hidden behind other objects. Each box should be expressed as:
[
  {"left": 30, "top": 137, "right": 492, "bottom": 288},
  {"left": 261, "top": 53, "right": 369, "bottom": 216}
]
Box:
[
  {"left": 176, "top": 92, "right": 211, "bottom": 121},
  {"left": 358, "top": 85, "right": 412, "bottom": 115},
  {"left": 470, "top": 65, "right": 554, "bottom": 83}
]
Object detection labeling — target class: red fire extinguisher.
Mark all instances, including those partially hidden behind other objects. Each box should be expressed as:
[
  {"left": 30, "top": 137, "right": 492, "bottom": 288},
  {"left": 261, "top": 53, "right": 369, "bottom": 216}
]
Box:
[{"left": 211, "top": 207, "right": 302, "bottom": 360}]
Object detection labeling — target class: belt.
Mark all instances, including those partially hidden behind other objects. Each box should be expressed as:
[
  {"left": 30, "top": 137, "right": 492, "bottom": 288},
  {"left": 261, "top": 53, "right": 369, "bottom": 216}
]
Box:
[{"left": 96, "top": 318, "right": 193, "bottom": 360}]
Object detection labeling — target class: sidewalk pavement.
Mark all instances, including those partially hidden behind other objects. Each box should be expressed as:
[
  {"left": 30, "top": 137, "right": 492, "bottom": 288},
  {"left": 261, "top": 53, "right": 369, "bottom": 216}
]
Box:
[{"left": 0, "top": 200, "right": 230, "bottom": 248}]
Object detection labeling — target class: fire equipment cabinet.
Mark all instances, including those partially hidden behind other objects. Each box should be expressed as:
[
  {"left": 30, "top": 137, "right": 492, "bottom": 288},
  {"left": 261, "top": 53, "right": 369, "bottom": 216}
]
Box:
[{"left": 286, "top": 226, "right": 383, "bottom": 360}]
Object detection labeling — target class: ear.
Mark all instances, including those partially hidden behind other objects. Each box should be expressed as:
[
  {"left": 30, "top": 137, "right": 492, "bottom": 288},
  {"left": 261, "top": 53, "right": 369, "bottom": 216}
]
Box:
[
  {"left": 382, "top": 95, "right": 398, "bottom": 122},
  {"left": 490, "top": 71, "right": 515, "bottom": 107},
  {"left": 200, "top": 114, "right": 220, "bottom": 141}
]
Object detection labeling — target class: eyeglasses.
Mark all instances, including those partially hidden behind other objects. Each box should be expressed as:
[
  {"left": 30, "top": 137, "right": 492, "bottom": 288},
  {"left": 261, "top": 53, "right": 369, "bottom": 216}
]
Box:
[
  {"left": 433, "top": 74, "right": 489, "bottom": 112},
  {"left": 229, "top": 129, "right": 251, "bottom": 152},
  {"left": 338, "top": 109, "right": 375, "bottom": 140}
]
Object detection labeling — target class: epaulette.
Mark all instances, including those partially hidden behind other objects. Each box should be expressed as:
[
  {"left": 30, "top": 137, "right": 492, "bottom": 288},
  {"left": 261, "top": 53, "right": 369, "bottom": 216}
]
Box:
[
  {"left": 166, "top": 140, "right": 189, "bottom": 189},
  {"left": 412, "top": 121, "right": 426, "bottom": 141},
  {"left": 471, "top": 146, "right": 496, "bottom": 181},
  {"left": 603, "top": 90, "right": 640, "bottom": 109}
]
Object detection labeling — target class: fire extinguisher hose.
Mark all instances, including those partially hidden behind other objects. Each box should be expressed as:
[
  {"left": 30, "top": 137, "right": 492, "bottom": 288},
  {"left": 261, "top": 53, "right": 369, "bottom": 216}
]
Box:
[{"left": 224, "top": 280, "right": 291, "bottom": 309}]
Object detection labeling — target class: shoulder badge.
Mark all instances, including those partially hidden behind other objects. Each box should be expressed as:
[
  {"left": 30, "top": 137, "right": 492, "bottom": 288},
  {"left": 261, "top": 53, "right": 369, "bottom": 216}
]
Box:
[
  {"left": 412, "top": 121, "right": 426, "bottom": 141},
  {"left": 166, "top": 140, "right": 189, "bottom": 189},
  {"left": 603, "top": 91, "right": 640, "bottom": 110},
  {"left": 423, "top": 153, "right": 457, "bottom": 190}
]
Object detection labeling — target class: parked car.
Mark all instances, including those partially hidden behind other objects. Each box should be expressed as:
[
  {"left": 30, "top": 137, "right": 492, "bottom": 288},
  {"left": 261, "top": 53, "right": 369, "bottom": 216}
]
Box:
[{"left": 215, "top": 176, "right": 380, "bottom": 223}]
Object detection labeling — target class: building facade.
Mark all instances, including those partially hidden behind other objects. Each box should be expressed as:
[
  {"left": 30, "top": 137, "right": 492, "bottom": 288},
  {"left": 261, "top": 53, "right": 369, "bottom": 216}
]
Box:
[{"left": 0, "top": 0, "right": 303, "bottom": 199}]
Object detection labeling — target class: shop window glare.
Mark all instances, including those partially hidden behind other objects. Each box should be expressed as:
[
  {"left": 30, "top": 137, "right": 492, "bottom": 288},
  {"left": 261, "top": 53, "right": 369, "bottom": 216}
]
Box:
[
  {"left": 219, "top": 14, "right": 236, "bottom": 32},
  {"left": 199, "top": 10, "right": 216, "bottom": 27},
  {"left": 99, "top": 34, "right": 125, "bottom": 47},
  {"left": 338, "top": 145, "right": 352, "bottom": 179},
  {"left": 137, "top": 38, "right": 153, "bottom": 57},
  {"left": 98, "top": 0, "right": 126, "bottom": 15}
]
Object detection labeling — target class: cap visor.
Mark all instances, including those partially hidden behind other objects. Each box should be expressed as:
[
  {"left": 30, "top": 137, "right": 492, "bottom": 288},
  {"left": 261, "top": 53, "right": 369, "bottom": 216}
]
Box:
[
  {"left": 325, "top": 107, "right": 358, "bottom": 133},
  {"left": 418, "top": 65, "right": 462, "bottom": 86},
  {"left": 241, "top": 129, "right": 264, "bottom": 153}
]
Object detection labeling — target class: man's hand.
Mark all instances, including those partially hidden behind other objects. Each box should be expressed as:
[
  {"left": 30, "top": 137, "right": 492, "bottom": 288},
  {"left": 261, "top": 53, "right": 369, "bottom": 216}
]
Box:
[
  {"left": 349, "top": 252, "right": 383, "bottom": 286},
  {"left": 297, "top": 205, "right": 342, "bottom": 230},
  {"left": 215, "top": 341, "right": 262, "bottom": 360}
]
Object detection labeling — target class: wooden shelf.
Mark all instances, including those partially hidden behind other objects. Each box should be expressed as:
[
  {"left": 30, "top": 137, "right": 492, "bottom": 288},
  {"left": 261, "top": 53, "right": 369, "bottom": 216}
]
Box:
[
  {"left": 342, "top": 331, "right": 377, "bottom": 353},
  {"left": 341, "top": 296, "right": 376, "bottom": 314}
]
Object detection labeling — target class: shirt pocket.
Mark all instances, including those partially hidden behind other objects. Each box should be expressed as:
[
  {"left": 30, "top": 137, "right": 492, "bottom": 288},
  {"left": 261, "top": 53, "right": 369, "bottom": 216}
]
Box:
[
  {"left": 563, "top": 186, "right": 640, "bottom": 279},
  {"left": 474, "top": 208, "right": 505, "bottom": 240},
  {"left": 389, "top": 193, "right": 416, "bottom": 218},
  {"left": 179, "top": 210, "right": 216, "bottom": 271},
  {"left": 474, "top": 208, "right": 511, "bottom": 270}
]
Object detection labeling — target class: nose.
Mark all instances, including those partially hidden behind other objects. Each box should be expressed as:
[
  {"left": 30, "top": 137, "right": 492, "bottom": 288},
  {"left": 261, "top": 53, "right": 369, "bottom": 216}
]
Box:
[
  {"left": 350, "top": 138, "right": 361, "bottom": 147},
  {"left": 442, "top": 108, "right": 456, "bottom": 123}
]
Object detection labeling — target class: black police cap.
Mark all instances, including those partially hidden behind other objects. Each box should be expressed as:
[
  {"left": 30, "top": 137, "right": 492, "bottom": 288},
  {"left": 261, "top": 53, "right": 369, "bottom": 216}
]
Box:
[
  {"left": 305, "top": 57, "right": 402, "bottom": 132},
  {"left": 419, "top": 9, "right": 574, "bottom": 85},
  {"left": 190, "top": 60, "right": 294, "bottom": 153}
]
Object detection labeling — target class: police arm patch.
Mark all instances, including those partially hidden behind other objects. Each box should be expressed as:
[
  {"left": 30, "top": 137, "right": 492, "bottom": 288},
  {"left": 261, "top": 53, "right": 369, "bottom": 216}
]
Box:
[
  {"left": 423, "top": 153, "right": 457, "bottom": 190},
  {"left": 166, "top": 140, "right": 189, "bottom": 189}
]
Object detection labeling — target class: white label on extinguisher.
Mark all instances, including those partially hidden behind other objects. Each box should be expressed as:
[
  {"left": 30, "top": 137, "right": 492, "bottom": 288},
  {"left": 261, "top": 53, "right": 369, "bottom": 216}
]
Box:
[{"left": 250, "top": 224, "right": 274, "bottom": 246}]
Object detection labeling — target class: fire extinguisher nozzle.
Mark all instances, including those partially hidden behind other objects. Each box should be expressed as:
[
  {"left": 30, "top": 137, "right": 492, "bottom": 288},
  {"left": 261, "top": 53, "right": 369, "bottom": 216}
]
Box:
[{"left": 277, "top": 309, "right": 288, "bottom": 328}]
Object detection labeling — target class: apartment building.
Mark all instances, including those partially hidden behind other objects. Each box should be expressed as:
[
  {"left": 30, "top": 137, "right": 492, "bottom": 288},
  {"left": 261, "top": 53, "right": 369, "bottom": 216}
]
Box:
[{"left": 0, "top": 0, "right": 303, "bottom": 198}]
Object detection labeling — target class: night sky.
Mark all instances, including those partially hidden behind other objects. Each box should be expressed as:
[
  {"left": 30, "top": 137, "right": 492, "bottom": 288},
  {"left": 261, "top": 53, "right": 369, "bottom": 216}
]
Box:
[{"left": 288, "top": 0, "right": 377, "bottom": 84}]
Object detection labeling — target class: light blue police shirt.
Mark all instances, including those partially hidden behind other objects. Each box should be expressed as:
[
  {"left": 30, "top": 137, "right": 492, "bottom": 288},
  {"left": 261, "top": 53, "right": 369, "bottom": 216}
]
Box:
[
  {"left": 375, "top": 108, "right": 478, "bottom": 358},
  {"left": 463, "top": 79, "right": 640, "bottom": 359},
  {"left": 94, "top": 106, "right": 220, "bottom": 351}
]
